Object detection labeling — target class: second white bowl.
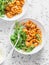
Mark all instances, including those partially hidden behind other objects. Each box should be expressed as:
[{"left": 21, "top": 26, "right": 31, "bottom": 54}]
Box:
[{"left": 9, "top": 18, "right": 46, "bottom": 55}]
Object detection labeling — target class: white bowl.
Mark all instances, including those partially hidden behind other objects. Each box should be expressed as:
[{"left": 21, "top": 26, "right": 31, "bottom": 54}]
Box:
[
  {"left": 0, "top": 0, "right": 27, "bottom": 21},
  {"left": 0, "top": 44, "right": 6, "bottom": 64},
  {"left": 9, "top": 18, "right": 46, "bottom": 55}
]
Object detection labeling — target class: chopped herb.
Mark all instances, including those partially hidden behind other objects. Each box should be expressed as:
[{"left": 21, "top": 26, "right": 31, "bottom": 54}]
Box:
[{"left": 35, "top": 34, "right": 41, "bottom": 41}]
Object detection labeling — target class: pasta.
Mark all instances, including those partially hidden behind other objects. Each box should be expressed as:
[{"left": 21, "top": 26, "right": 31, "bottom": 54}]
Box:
[
  {"left": 5, "top": 0, "right": 25, "bottom": 18},
  {"left": 23, "top": 20, "right": 42, "bottom": 47}
]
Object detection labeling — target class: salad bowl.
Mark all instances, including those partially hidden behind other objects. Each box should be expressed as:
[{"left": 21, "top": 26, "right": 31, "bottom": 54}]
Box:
[
  {"left": 9, "top": 18, "right": 46, "bottom": 55},
  {"left": 0, "top": 0, "right": 27, "bottom": 21}
]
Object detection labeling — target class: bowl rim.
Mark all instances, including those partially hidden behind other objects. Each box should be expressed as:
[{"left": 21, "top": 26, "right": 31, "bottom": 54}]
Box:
[{"left": 9, "top": 18, "right": 46, "bottom": 55}]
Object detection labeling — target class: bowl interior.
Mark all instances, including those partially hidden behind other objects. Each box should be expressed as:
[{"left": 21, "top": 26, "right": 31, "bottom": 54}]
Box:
[
  {"left": 9, "top": 18, "right": 46, "bottom": 55},
  {"left": 0, "top": 0, "right": 27, "bottom": 21}
]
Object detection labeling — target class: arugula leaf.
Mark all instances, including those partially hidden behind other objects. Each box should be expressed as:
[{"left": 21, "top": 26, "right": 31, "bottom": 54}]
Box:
[
  {"left": 35, "top": 34, "right": 41, "bottom": 41},
  {"left": 0, "top": 0, "right": 12, "bottom": 17}
]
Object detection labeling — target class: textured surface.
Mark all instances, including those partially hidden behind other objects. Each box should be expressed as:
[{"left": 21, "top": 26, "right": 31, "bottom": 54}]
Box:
[{"left": 0, "top": 0, "right": 49, "bottom": 65}]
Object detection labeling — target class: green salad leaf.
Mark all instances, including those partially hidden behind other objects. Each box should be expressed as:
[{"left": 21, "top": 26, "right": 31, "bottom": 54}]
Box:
[
  {"left": 35, "top": 34, "right": 41, "bottom": 41},
  {"left": 0, "top": 0, "right": 12, "bottom": 17}
]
